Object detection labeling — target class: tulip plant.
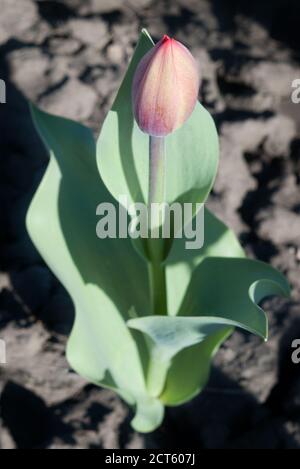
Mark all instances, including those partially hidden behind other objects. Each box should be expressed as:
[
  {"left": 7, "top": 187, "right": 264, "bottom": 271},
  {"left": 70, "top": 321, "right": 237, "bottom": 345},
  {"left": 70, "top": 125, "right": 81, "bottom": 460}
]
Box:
[{"left": 26, "top": 30, "right": 289, "bottom": 433}]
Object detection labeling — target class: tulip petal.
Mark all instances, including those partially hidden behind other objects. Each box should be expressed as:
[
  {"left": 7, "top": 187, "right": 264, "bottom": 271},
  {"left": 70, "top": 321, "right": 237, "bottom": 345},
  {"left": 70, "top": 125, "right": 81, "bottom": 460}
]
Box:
[{"left": 132, "top": 35, "right": 200, "bottom": 137}]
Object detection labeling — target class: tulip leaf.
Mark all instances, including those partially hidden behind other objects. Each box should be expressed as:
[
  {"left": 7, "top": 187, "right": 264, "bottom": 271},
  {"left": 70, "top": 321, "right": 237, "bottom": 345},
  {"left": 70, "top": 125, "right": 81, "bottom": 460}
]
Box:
[
  {"left": 157, "top": 210, "right": 289, "bottom": 404},
  {"left": 165, "top": 208, "right": 245, "bottom": 316},
  {"left": 160, "top": 329, "right": 232, "bottom": 405},
  {"left": 176, "top": 257, "right": 289, "bottom": 339},
  {"left": 26, "top": 104, "right": 164, "bottom": 433},
  {"left": 97, "top": 30, "right": 219, "bottom": 211},
  {"left": 162, "top": 264, "right": 288, "bottom": 405},
  {"left": 126, "top": 315, "right": 245, "bottom": 399},
  {"left": 128, "top": 315, "right": 262, "bottom": 365}
]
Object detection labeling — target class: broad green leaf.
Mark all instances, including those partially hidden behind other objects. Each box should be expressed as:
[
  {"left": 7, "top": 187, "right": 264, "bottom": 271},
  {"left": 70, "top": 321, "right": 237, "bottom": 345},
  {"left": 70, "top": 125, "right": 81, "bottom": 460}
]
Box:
[
  {"left": 157, "top": 208, "right": 290, "bottom": 405},
  {"left": 26, "top": 104, "right": 163, "bottom": 433},
  {"left": 127, "top": 314, "right": 256, "bottom": 398},
  {"left": 128, "top": 257, "right": 289, "bottom": 400},
  {"left": 177, "top": 257, "right": 289, "bottom": 338},
  {"left": 128, "top": 209, "right": 289, "bottom": 403},
  {"left": 161, "top": 257, "right": 289, "bottom": 405},
  {"left": 165, "top": 207, "right": 245, "bottom": 316},
  {"left": 97, "top": 30, "right": 219, "bottom": 211},
  {"left": 128, "top": 315, "right": 265, "bottom": 364},
  {"left": 160, "top": 329, "right": 232, "bottom": 405}
]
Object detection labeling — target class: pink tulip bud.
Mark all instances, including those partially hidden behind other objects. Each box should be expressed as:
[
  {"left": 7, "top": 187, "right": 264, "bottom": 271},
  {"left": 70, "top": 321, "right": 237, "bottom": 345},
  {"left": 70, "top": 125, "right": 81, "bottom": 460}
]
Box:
[{"left": 132, "top": 35, "right": 200, "bottom": 137}]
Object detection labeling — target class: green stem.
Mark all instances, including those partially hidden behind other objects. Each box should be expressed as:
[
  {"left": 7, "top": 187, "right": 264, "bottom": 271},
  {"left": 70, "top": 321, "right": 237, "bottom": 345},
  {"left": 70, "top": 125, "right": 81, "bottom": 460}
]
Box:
[
  {"left": 148, "top": 260, "right": 167, "bottom": 315},
  {"left": 146, "top": 136, "right": 169, "bottom": 396},
  {"left": 148, "top": 136, "right": 166, "bottom": 208},
  {"left": 147, "top": 136, "right": 168, "bottom": 316}
]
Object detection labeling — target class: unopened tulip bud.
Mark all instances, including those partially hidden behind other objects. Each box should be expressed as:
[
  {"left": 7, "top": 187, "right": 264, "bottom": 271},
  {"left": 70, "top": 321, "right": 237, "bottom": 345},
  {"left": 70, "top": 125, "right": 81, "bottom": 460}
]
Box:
[{"left": 132, "top": 35, "right": 200, "bottom": 137}]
